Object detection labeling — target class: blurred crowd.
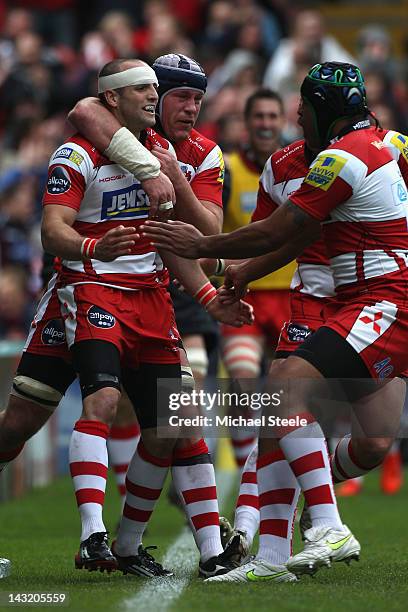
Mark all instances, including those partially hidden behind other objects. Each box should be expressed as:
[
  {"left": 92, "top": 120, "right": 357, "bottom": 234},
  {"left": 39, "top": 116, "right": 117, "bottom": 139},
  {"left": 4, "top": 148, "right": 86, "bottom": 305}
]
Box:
[{"left": 0, "top": 0, "right": 408, "bottom": 340}]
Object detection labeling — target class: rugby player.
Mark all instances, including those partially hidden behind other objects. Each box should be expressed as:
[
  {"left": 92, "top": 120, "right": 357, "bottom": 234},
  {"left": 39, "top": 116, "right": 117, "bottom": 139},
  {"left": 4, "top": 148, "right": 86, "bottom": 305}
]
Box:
[{"left": 141, "top": 62, "right": 408, "bottom": 578}]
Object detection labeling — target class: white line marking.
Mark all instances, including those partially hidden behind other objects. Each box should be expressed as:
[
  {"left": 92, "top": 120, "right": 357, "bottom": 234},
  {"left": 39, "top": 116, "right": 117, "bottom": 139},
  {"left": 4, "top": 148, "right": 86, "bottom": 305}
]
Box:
[{"left": 123, "top": 470, "right": 236, "bottom": 611}]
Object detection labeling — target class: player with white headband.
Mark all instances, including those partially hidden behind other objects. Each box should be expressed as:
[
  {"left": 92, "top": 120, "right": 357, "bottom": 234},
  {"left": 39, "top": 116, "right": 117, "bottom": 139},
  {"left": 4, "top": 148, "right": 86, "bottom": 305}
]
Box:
[
  {"left": 68, "top": 54, "right": 230, "bottom": 578},
  {"left": 0, "top": 58, "right": 253, "bottom": 579}
]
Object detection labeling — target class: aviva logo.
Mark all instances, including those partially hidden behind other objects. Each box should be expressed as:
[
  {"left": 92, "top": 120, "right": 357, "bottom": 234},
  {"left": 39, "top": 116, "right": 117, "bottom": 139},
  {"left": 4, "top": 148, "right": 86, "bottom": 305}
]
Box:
[
  {"left": 305, "top": 153, "right": 347, "bottom": 191},
  {"left": 101, "top": 184, "right": 149, "bottom": 219}
]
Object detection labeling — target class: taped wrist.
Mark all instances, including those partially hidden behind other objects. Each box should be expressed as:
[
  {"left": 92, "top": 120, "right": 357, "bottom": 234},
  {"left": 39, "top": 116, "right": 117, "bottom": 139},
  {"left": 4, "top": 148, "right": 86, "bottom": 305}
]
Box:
[
  {"left": 194, "top": 282, "right": 217, "bottom": 309},
  {"left": 104, "top": 127, "right": 161, "bottom": 180}
]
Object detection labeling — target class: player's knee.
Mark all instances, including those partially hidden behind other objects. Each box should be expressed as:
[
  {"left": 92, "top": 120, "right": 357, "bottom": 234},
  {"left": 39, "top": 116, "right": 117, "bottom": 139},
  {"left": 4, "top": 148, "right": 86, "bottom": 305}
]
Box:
[
  {"left": 82, "top": 387, "right": 121, "bottom": 425},
  {"left": 353, "top": 437, "right": 392, "bottom": 464}
]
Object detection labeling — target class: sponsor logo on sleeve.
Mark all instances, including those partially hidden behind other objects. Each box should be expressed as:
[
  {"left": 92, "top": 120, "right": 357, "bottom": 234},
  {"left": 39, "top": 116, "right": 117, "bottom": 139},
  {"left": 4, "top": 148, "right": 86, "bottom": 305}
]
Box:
[
  {"left": 47, "top": 166, "right": 71, "bottom": 194},
  {"left": 101, "top": 184, "right": 150, "bottom": 219},
  {"left": 52, "top": 147, "right": 84, "bottom": 166},
  {"left": 217, "top": 149, "right": 225, "bottom": 184},
  {"left": 87, "top": 306, "right": 116, "bottom": 329},
  {"left": 286, "top": 322, "right": 312, "bottom": 343},
  {"left": 41, "top": 319, "right": 66, "bottom": 345},
  {"left": 52, "top": 147, "right": 73, "bottom": 161},
  {"left": 304, "top": 153, "right": 347, "bottom": 191},
  {"left": 391, "top": 132, "right": 408, "bottom": 164},
  {"left": 68, "top": 150, "right": 84, "bottom": 166}
]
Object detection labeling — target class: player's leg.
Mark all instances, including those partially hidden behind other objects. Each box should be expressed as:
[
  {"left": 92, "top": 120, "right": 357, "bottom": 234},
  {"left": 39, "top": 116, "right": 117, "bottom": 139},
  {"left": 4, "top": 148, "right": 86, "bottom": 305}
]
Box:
[
  {"left": 69, "top": 339, "right": 122, "bottom": 572},
  {"left": 221, "top": 299, "right": 321, "bottom": 572},
  {"left": 113, "top": 362, "right": 179, "bottom": 577},
  {"left": 331, "top": 378, "right": 405, "bottom": 485},
  {"left": 221, "top": 329, "right": 263, "bottom": 469},
  {"left": 1, "top": 279, "right": 75, "bottom": 470},
  {"left": 171, "top": 435, "right": 226, "bottom": 577},
  {"left": 107, "top": 393, "right": 140, "bottom": 512},
  {"left": 0, "top": 352, "right": 75, "bottom": 471}
]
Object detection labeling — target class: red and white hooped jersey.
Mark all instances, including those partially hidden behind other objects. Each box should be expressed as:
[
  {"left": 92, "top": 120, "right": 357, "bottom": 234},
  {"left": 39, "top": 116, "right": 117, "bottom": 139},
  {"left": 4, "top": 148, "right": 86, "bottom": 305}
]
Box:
[
  {"left": 290, "top": 127, "right": 408, "bottom": 296},
  {"left": 253, "top": 127, "right": 408, "bottom": 299},
  {"left": 43, "top": 129, "right": 173, "bottom": 291},
  {"left": 174, "top": 128, "right": 225, "bottom": 208},
  {"left": 253, "top": 139, "right": 335, "bottom": 298}
]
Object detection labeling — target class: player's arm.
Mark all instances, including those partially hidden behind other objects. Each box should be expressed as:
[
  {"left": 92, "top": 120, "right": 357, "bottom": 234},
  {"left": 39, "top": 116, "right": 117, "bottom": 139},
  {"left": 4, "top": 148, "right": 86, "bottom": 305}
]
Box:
[
  {"left": 68, "top": 97, "right": 175, "bottom": 212},
  {"left": 160, "top": 250, "right": 253, "bottom": 327},
  {"left": 41, "top": 205, "right": 137, "bottom": 262},
  {"left": 232, "top": 228, "right": 317, "bottom": 284},
  {"left": 140, "top": 200, "right": 320, "bottom": 259},
  {"left": 219, "top": 232, "right": 317, "bottom": 302},
  {"left": 151, "top": 145, "right": 222, "bottom": 235}
]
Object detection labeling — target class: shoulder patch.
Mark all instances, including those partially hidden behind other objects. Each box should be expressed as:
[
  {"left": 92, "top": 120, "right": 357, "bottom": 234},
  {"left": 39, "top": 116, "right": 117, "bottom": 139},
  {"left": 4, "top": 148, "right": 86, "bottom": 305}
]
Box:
[
  {"left": 390, "top": 132, "right": 408, "bottom": 164},
  {"left": 52, "top": 147, "right": 84, "bottom": 166},
  {"left": 304, "top": 153, "right": 347, "bottom": 191},
  {"left": 47, "top": 166, "right": 71, "bottom": 194}
]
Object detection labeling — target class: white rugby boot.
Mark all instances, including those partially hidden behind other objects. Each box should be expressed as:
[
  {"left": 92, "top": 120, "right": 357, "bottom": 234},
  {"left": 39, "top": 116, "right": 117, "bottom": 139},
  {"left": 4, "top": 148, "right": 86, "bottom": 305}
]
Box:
[
  {"left": 287, "top": 524, "right": 360, "bottom": 577},
  {"left": 205, "top": 558, "right": 297, "bottom": 583}
]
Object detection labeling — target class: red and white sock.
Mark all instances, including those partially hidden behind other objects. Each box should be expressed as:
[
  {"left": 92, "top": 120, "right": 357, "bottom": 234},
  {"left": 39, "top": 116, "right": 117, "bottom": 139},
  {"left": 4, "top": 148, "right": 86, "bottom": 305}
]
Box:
[
  {"left": 234, "top": 443, "right": 259, "bottom": 546},
  {"left": 230, "top": 430, "right": 257, "bottom": 469},
  {"left": 69, "top": 420, "right": 109, "bottom": 542},
  {"left": 0, "top": 444, "right": 24, "bottom": 473},
  {"left": 107, "top": 423, "right": 140, "bottom": 506},
  {"left": 172, "top": 439, "right": 223, "bottom": 562},
  {"left": 115, "top": 440, "right": 170, "bottom": 556},
  {"left": 279, "top": 417, "right": 342, "bottom": 530},
  {"left": 331, "top": 435, "right": 380, "bottom": 483},
  {"left": 256, "top": 448, "right": 300, "bottom": 565}
]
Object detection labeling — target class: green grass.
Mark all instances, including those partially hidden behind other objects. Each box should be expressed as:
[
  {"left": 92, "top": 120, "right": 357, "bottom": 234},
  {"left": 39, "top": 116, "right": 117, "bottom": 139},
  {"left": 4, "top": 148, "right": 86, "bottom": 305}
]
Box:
[{"left": 0, "top": 471, "right": 407, "bottom": 612}]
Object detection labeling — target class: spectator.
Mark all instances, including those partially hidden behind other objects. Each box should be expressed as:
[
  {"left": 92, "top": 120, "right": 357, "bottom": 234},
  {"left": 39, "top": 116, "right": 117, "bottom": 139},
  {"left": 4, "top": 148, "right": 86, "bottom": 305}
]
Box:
[
  {"left": 263, "top": 9, "right": 355, "bottom": 92},
  {"left": 0, "top": 265, "right": 32, "bottom": 340},
  {"left": 98, "top": 11, "right": 137, "bottom": 59}
]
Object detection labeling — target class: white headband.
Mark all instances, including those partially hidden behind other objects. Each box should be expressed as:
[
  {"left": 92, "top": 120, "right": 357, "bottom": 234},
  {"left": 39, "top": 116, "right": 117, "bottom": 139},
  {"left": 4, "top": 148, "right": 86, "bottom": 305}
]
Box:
[{"left": 98, "top": 66, "right": 158, "bottom": 94}]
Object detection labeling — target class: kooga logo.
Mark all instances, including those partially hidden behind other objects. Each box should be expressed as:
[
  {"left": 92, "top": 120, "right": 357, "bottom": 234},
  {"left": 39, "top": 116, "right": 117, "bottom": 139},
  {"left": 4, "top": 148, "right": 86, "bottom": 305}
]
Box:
[{"left": 87, "top": 305, "right": 116, "bottom": 329}]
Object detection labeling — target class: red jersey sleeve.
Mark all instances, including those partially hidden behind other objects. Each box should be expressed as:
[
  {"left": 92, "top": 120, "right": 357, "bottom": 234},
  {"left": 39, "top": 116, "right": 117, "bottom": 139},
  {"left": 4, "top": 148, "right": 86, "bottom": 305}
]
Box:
[
  {"left": 251, "top": 182, "right": 279, "bottom": 222},
  {"left": 190, "top": 144, "right": 225, "bottom": 208},
  {"left": 42, "top": 162, "right": 86, "bottom": 211}
]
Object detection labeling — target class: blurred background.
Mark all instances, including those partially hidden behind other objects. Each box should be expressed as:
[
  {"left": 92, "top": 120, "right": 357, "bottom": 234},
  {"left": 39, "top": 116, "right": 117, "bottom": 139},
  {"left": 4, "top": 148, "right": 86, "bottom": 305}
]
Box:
[{"left": 1, "top": 0, "right": 408, "bottom": 499}]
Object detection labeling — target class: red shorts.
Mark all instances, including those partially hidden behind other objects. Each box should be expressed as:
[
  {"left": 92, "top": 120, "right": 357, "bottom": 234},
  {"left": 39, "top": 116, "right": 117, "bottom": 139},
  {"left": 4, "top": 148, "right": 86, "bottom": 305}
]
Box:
[
  {"left": 276, "top": 291, "right": 328, "bottom": 354},
  {"left": 58, "top": 284, "right": 180, "bottom": 368},
  {"left": 323, "top": 295, "right": 408, "bottom": 379},
  {"left": 23, "top": 275, "right": 70, "bottom": 361},
  {"left": 222, "top": 289, "right": 291, "bottom": 349}
]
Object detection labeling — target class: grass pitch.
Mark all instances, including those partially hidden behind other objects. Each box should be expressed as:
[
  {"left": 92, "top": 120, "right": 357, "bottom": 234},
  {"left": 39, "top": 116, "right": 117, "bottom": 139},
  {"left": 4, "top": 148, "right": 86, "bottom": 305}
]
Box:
[{"left": 0, "top": 468, "right": 407, "bottom": 612}]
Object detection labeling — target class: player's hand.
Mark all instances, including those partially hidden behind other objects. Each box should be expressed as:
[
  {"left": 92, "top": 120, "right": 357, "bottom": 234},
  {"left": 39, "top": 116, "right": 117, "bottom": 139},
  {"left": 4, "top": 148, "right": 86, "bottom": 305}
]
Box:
[
  {"left": 151, "top": 146, "right": 185, "bottom": 185},
  {"left": 94, "top": 225, "right": 138, "bottom": 261},
  {"left": 218, "top": 263, "right": 249, "bottom": 304},
  {"left": 206, "top": 294, "right": 254, "bottom": 327},
  {"left": 140, "top": 219, "right": 203, "bottom": 258},
  {"left": 142, "top": 171, "right": 175, "bottom": 218}
]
